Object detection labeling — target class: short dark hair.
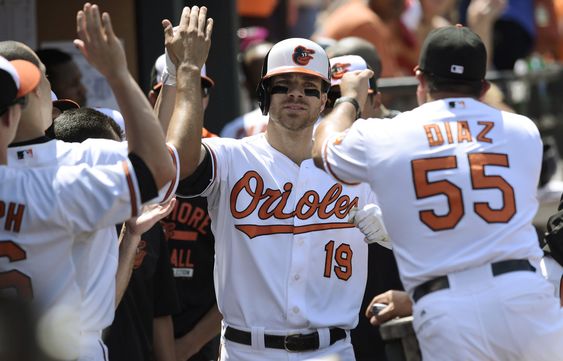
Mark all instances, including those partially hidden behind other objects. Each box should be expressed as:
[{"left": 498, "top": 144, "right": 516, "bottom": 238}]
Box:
[
  {"left": 422, "top": 72, "right": 483, "bottom": 98},
  {"left": 0, "top": 41, "right": 40, "bottom": 66},
  {"left": 54, "top": 108, "right": 123, "bottom": 143},
  {"left": 36, "top": 48, "right": 72, "bottom": 69}
]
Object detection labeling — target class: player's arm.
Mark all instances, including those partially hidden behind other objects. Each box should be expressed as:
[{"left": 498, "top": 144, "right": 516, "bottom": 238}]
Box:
[
  {"left": 115, "top": 199, "right": 176, "bottom": 306},
  {"left": 74, "top": 4, "right": 175, "bottom": 191},
  {"left": 175, "top": 303, "right": 222, "bottom": 361},
  {"left": 162, "top": 6, "right": 213, "bottom": 180},
  {"left": 154, "top": 315, "right": 176, "bottom": 361},
  {"left": 312, "top": 69, "right": 373, "bottom": 170}
]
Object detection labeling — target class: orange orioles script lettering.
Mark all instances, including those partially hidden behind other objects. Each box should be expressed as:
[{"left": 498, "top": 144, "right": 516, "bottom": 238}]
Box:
[
  {"left": 0, "top": 201, "right": 25, "bottom": 233},
  {"left": 424, "top": 120, "right": 494, "bottom": 147},
  {"left": 230, "top": 171, "right": 358, "bottom": 238}
]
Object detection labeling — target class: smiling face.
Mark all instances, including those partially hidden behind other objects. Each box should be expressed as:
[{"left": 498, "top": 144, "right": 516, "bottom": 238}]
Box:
[{"left": 267, "top": 73, "right": 327, "bottom": 132}]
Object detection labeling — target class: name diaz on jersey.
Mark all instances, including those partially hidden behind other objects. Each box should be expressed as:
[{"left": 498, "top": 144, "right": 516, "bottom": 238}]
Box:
[
  {"left": 230, "top": 170, "right": 358, "bottom": 238},
  {"left": 424, "top": 120, "right": 494, "bottom": 146}
]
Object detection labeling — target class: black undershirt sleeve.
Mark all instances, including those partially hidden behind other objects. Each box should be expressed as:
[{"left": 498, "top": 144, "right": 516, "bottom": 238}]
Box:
[
  {"left": 128, "top": 152, "right": 158, "bottom": 203},
  {"left": 176, "top": 147, "right": 213, "bottom": 197}
]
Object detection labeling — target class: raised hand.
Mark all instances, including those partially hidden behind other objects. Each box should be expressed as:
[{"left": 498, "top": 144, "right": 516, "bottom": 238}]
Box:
[
  {"left": 339, "top": 69, "right": 374, "bottom": 113},
  {"left": 162, "top": 6, "right": 213, "bottom": 71},
  {"left": 125, "top": 198, "right": 176, "bottom": 237},
  {"left": 74, "top": 3, "right": 127, "bottom": 79}
]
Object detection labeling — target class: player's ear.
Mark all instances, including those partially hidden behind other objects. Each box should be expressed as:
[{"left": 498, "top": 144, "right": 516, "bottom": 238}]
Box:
[
  {"left": 372, "top": 92, "right": 382, "bottom": 109},
  {"left": 319, "top": 91, "right": 328, "bottom": 113},
  {"left": 479, "top": 80, "right": 491, "bottom": 99}
]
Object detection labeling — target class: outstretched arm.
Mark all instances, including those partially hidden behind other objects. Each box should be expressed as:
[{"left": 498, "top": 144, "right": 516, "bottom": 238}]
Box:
[
  {"left": 312, "top": 69, "right": 373, "bottom": 169},
  {"left": 115, "top": 198, "right": 176, "bottom": 306},
  {"left": 74, "top": 3, "right": 175, "bottom": 190},
  {"left": 163, "top": 6, "right": 213, "bottom": 180}
]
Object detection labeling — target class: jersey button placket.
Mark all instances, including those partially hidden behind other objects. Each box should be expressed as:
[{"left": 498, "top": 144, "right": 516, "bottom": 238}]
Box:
[{"left": 286, "top": 169, "right": 309, "bottom": 326}]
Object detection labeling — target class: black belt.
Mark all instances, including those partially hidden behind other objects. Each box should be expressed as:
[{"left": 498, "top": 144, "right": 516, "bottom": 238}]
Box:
[
  {"left": 413, "top": 259, "right": 536, "bottom": 303},
  {"left": 224, "top": 326, "right": 346, "bottom": 352}
]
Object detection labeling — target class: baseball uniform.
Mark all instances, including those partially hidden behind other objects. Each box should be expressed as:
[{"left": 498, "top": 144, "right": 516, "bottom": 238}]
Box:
[
  {"left": 322, "top": 97, "right": 563, "bottom": 360},
  {"left": 0, "top": 159, "right": 143, "bottom": 358},
  {"left": 7, "top": 137, "right": 179, "bottom": 359},
  {"left": 180, "top": 133, "right": 376, "bottom": 361}
]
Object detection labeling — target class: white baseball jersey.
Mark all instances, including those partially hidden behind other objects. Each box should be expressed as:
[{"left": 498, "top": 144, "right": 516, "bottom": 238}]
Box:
[
  {"left": 0, "top": 160, "right": 140, "bottom": 325},
  {"left": 191, "top": 134, "right": 375, "bottom": 335},
  {"left": 322, "top": 97, "right": 543, "bottom": 293},
  {"left": 8, "top": 139, "right": 179, "bottom": 344}
]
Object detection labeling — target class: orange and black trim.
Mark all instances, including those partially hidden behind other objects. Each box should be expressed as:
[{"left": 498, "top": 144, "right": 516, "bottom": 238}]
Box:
[{"left": 121, "top": 160, "right": 139, "bottom": 217}]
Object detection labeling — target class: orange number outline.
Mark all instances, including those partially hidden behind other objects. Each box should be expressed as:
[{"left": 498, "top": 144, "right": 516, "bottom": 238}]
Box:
[
  {"left": 411, "top": 152, "right": 516, "bottom": 231},
  {"left": 0, "top": 241, "right": 33, "bottom": 299},
  {"left": 324, "top": 240, "right": 353, "bottom": 280}
]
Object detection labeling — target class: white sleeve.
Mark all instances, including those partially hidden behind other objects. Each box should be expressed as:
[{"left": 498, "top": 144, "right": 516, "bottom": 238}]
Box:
[
  {"left": 322, "top": 119, "right": 371, "bottom": 185},
  {"left": 53, "top": 160, "right": 142, "bottom": 232},
  {"left": 78, "top": 138, "right": 129, "bottom": 165}
]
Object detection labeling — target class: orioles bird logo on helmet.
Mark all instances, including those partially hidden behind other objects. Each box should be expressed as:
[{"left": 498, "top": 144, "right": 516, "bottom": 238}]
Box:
[
  {"left": 331, "top": 63, "right": 351, "bottom": 80},
  {"left": 292, "top": 46, "right": 315, "bottom": 65}
]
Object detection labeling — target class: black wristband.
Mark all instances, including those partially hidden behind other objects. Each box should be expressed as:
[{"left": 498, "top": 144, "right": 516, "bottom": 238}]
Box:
[{"left": 334, "top": 96, "right": 361, "bottom": 119}]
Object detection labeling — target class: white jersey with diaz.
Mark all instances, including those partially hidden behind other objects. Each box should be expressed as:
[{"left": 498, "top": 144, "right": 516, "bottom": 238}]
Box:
[
  {"left": 0, "top": 160, "right": 141, "bottom": 321},
  {"left": 193, "top": 134, "right": 374, "bottom": 333},
  {"left": 322, "top": 98, "right": 543, "bottom": 293},
  {"left": 7, "top": 138, "right": 179, "bottom": 339}
]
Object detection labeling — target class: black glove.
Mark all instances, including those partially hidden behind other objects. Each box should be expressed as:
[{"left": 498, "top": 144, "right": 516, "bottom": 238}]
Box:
[{"left": 544, "top": 198, "right": 563, "bottom": 267}]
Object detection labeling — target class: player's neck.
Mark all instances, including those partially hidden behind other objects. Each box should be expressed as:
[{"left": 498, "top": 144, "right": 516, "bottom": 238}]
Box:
[
  {"left": 265, "top": 123, "right": 314, "bottom": 165},
  {"left": 428, "top": 92, "right": 476, "bottom": 101},
  {"left": 12, "top": 119, "right": 48, "bottom": 144}
]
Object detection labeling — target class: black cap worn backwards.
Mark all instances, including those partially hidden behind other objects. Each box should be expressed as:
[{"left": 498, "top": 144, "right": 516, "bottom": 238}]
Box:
[{"left": 418, "top": 25, "right": 486, "bottom": 82}]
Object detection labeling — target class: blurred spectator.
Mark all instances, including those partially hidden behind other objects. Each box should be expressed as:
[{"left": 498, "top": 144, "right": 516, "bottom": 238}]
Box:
[
  {"left": 411, "top": 0, "right": 455, "bottom": 46},
  {"left": 221, "top": 41, "right": 272, "bottom": 138},
  {"left": 238, "top": 0, "right": 289, "bottom": 41},
  {"left": 534, "top": 0, "right": 559, "bottom": 61},
  {"left": 288, "top": 0, "right": 326, "bottom": 38},
  {"left": 314, "top": 0, "right": 417, "bottom": 77},
  {"left": 36, "top": 48, "right": 87, "bottom": 106},
  {"left": 460, "top": 0, "right": 533, "bottom": 70}
]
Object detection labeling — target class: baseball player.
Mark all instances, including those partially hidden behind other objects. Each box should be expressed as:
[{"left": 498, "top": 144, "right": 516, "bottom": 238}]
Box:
[
  {"left": 161, "top": 6, "right": 389, "bottom": 361},
  {"left": 0, "top": 42, "right": 174, "bottom": 361},
  {"left": 313, "top": 25, "right": 563, "bottom": 361},
  {"left": 1, "top": 4, "right": 178, "bottom": 360},
  {"left": 157, "top": 50, "right": 223, "bottom": 360}
]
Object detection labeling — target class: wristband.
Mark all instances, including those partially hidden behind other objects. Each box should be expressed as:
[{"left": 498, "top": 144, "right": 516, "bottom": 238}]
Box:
[
  {"left": 161, "top": 68, "right": 176, "bottom": 86},
  {"left": 334, "top": 96, "right": 361, "bottom": 119}
]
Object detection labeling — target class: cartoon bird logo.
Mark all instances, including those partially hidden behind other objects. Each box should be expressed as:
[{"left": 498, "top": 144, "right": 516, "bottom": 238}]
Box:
[
  {"left": 292, "top": 46, "right": 315, "bottom": 65},
  {"left": 331, "top": 63, "right": 351, "bottom": 79}
]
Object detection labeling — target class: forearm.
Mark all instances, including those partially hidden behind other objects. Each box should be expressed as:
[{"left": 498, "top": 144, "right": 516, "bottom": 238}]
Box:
[
  {"left": 175, "top": 304, "right": 222, "bottom": 361},
  {"left": 154, "top": 315, "right": 177, "bottom": 361},
  {"left": 115, "top": 224, "right": 140, "bottom": 307},
  {"left": 312, "top": 102, "right": 357, "bottom": 168},
  {"left": 155, "top": 85, "right": 177, "bottom": 133},
  {"left": 166, "top": 64, "right": 205, "bottom": 179},
  {"left": 107, "top": 72, "right": 174, "bottom": 189}
]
